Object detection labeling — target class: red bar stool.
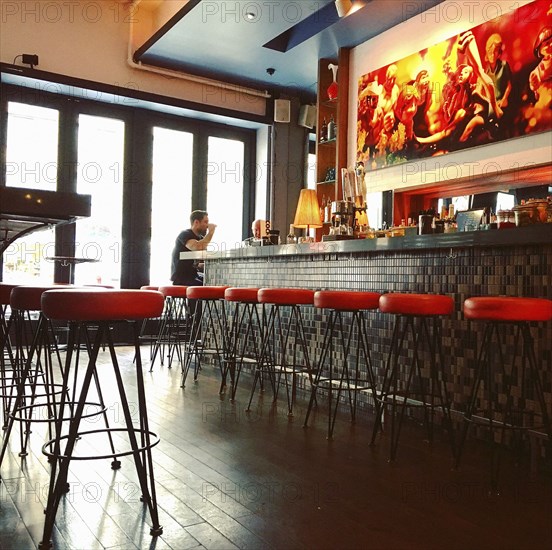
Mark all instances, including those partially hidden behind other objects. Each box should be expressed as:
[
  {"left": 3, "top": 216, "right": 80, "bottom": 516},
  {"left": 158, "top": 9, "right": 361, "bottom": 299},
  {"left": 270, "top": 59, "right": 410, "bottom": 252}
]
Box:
[
  {"left": 181, "top": 285, "right": 229, "bottom": 387},
  {"left": 0, "top": 283, "right": 18, "bottom": 428},
  {"left": 37, "top": 288, "right": 164, "bottom": 549},
  {"left": 246, "top": 288, "right": 316, "bottom": 417},
  {"left": 223, "top": 287, "right": 263, "bottom": 400},
  {"left": 455, "top": 296, "right": 552, "bottom": 492},
  {"left": 304, "top": 290, "right": 381, "bottom": 439},
  {"left": 151, "top": 285, "right": 189, "bottom": 370},
  {"left": 371, "top": 293, "right": 456, "bottom": 461},
  {"left": 0, "top": 285, "right": 67, "bottom": 459}
]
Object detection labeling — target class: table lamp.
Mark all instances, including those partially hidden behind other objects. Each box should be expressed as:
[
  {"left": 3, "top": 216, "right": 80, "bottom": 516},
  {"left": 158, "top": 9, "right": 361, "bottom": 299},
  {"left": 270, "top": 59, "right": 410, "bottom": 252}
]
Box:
[{"left": 293, "top": 189, "right": 323, "bottom": 242}]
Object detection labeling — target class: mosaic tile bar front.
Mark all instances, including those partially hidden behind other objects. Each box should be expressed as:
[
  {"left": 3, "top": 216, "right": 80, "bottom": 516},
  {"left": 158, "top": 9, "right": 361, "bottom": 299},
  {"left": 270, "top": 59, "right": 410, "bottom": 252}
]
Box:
[{"left": 205, "top": 239, "right": 552, "bottom": 454}]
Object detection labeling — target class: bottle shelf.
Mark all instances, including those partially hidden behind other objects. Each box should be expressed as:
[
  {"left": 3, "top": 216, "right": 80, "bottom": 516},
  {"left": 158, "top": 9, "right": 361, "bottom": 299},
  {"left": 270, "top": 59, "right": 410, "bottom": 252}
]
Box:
[
  {"left": 317, "top": 180, "right": 336, "bottom": 186},
  {"left": 318, "top": 138, "right": 336, "bottom": 146},
  {"left": 322, "top": 99, "right": 338, "bottom": 108}
]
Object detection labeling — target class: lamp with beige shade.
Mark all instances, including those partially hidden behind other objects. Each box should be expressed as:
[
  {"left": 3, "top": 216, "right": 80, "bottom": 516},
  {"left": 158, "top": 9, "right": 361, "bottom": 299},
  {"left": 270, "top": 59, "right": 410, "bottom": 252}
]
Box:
[{"left": 293, "top": 189, "right": 323, "bottom": 243}]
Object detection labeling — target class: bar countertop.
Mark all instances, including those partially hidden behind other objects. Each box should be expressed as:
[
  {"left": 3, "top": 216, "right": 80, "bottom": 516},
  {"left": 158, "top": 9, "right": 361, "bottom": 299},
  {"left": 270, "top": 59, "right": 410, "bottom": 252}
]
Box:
[{"left": 181, "top": 224, "right": 552, "bottom": 261}]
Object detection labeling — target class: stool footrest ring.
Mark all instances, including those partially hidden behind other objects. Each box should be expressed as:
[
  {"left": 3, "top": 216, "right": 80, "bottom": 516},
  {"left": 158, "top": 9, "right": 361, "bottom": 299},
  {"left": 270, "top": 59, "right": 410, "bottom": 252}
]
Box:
[
  {"left": 1, "top": 379, "right": 62, "bottom": 400},
  {"left": 463, "top": 410, "right": 546, "bottom": 432},
  {"left": 42, "top": 427, "right": 160, "bottom": 460},
  {"left": 10, "top": 401, "right": 106, "bottom": 423},
  {"left": 378, "top": 393, "right": 449, "bottom": 409}
]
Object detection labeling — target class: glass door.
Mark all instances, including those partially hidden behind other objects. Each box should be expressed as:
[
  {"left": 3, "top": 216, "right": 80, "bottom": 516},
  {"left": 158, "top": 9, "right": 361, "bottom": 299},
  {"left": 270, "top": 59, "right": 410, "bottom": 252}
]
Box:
[
  {"left": 75, "top": 114, "right": 125, "bottom": 287},
  {"left": 150, "top": 127, "right": 194, "bottom": 284},
  {"left": 206, "top": 136, "right": 245, "bottom": 249}
]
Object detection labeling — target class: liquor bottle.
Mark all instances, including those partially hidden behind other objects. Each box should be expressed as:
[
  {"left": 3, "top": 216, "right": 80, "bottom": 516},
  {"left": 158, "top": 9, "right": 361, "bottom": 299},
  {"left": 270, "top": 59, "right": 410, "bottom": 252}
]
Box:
[
  {"left": 327, "top": 114, "right": 336, "bottom": 141},
  {"left": 286, "top": 224, "right": 296, "bottom": 244},
  {"left": 319, "top": 118, "right": 327, "bottom": 143},
  {"left": 320, "top": 194, "right": 326, "bottom": 221},
  {"left": 325, "top": 196, "right": 332, "bottom": 223}
]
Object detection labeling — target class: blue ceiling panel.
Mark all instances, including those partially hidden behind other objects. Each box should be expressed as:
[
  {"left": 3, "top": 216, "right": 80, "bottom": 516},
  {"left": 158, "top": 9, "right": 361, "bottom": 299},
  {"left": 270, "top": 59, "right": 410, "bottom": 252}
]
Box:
[{"left": 134, "top": 0, "right": 446, "bottom": 100}]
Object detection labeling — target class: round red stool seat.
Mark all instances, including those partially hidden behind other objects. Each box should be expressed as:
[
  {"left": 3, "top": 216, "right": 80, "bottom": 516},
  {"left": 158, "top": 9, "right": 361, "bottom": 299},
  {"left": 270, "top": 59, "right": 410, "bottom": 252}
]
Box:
[
  {"left": 158, "top": 285, "right": 188, "bottom": 298},
  {"left": 464, "top": 297, "right": 552, "bottom": 322},
  {"left": 141, "top": 285, "right": 159, "bottom": 291},
  {"left": 224, "top": 287, "right": 260, "bottom": 303},
  {"left": 314, "top": 290, "right": 380, "bottom": 311},
  {"left": 11, "top": 285, "right": 67, "bottom": 311},
  {"left": 379, "top": 293, "right": 453, "bottom": 316},
  {"left": 187, "top": 286, "right": 228, "bottom": 300},
  {"left": 258, "top": 288, "right": 315, "bottom": 306},
  {"left": 0, "top": 283, "right": 18, "bottom": 305},
  {"left": 42, "top": 289, "right": 164, "bottom": 321}
]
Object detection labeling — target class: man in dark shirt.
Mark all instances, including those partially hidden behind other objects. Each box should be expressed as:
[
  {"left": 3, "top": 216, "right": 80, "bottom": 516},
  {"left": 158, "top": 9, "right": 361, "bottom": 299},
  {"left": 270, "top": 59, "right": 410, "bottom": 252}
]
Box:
[{"left": 171, "top": 210, "right": 217, "bottom": 286}]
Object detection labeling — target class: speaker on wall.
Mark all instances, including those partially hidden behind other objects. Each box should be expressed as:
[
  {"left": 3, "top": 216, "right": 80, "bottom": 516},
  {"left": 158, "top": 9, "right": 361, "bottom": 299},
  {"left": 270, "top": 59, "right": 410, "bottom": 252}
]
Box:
[
  {"left": 298, "top": 104, "right": 316, "bottom": 129},
  {"left": 274, "top": 99, "right": 291, "bottom": 123}
]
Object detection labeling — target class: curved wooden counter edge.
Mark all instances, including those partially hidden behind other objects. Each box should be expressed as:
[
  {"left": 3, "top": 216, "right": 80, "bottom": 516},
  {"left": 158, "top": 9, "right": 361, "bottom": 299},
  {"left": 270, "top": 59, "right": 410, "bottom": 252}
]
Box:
[{"left": 180, "top": 224, "right": 552, "bottom": 261}]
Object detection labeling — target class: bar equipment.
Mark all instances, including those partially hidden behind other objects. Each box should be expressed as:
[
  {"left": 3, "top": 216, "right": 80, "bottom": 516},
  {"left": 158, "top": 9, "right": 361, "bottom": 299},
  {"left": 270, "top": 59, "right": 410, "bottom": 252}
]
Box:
[{"left": 323, "top": 167, "right": 368, "bottom": 240}]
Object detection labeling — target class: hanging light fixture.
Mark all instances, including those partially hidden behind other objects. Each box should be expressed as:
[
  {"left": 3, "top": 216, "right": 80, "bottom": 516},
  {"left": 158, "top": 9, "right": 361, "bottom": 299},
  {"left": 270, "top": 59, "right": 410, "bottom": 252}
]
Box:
[{"left": 334, "top": 0, "right": 353, "bottom": 17}]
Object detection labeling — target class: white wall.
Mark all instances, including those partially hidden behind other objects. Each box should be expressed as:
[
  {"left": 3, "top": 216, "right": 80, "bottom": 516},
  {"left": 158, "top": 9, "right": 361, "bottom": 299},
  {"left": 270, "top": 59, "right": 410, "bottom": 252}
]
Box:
[
  {"left": 348, "top": 0, "right": 551, "bottom": 193},
  {"left": 0, "top": 0, "right": 267, "bottom": 116}
]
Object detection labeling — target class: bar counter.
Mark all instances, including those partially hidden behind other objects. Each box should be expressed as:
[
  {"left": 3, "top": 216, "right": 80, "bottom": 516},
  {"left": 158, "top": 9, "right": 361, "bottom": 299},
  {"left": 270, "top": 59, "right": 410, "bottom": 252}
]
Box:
[
  {"left": 183, "top": 224, "right": 552, "bottom": 455},
  {"left": 186, "top": 223, "right": 552, "bottom": 261}
]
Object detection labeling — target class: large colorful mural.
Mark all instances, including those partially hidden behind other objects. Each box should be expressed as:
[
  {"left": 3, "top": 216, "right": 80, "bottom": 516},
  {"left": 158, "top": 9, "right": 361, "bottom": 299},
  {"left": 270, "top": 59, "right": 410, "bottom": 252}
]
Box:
[{"left": 356, "top": 1, "right": 552, "bottom": 171}]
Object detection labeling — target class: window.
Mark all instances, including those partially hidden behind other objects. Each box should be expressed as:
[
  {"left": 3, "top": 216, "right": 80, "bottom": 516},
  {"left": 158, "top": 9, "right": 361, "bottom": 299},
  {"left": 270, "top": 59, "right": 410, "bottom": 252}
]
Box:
[
  {"left": 1, "top": 84, "right": 258, "bottom": 288},
  {"left": 150, "top": 127, "right": 194, "bottom": 284},
  {"left": 2, "top": 102, "right": 59, "bottom": 283},
  {"left": 6, "top": 102, "right": 59, "bottom": 191},
  {"left": 496, "top": 192, "right": 515, "bottom": 211},
  {"left": 365, "top": 191, "right": 383, "bottom": 230},
  {"left": 74, "top": 114, "right": 125, "bottom": 287},
  {"left": 206, "top": 136, "right": 245, "bottom": 249}
]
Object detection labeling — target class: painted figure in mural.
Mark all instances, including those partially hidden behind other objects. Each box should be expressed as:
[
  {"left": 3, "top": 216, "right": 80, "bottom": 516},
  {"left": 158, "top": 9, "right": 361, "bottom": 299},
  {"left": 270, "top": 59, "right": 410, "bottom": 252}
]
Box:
[
  {"left": 411, "top": 69, "right": 433, "bottom": 138},
  {"left": 356, "top": 81, "right": 384, "bottom": 165},
  {"left": 484, "top": 32, "right": 513, "bottom": 138},
  {"left": 485, "top": 33, "right": 512, "bottom": 109},
  {"left": 392, "top": 84, "right": 420, "bottom": 143},
  {"left": 380, "top": 84, "right": 422, "bottom": 160},
  {"left": 529, "top": 26, "right": 552, "bottom": 107},
  {"left": 452, "top": 64, "right": 491, "bottom": 143},
  {"left": 456, "top": 30, "right": 503, "bottom": 120},
  {"left": 417, "top": 63, "right": 491, "bottom": 148},
  {"left": 380, "top": 64, "right": 400, "bottom": 134},
  {"left": 440, "top": 60, "right": 457, "bottom": 125}
]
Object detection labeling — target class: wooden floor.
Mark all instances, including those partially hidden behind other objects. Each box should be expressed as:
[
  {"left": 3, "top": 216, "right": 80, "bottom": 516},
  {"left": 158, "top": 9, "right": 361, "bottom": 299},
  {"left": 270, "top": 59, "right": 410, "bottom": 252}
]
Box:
[{"left": 1, "top": 346, "right": 551, "bottom": 550}]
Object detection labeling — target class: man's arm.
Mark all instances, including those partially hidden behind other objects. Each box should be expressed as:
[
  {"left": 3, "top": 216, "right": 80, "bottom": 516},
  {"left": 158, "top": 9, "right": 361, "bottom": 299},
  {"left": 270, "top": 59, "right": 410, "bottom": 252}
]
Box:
[{"left": 186, "top": 224, "right": 217, "bottom": 251}]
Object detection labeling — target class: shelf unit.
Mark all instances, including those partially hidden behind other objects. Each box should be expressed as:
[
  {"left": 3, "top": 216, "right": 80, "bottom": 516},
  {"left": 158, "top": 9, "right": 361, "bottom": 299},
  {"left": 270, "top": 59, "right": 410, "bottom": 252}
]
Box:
[{"left": 315, "top": 50, "right": 350, "bottom": 239}]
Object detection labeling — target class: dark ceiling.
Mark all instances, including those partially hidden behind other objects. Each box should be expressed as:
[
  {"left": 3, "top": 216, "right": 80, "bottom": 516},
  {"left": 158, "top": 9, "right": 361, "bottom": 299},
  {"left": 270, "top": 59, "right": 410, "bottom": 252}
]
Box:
[{"left": 134, "top": 0, "right": 446, "bottom": 101}]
